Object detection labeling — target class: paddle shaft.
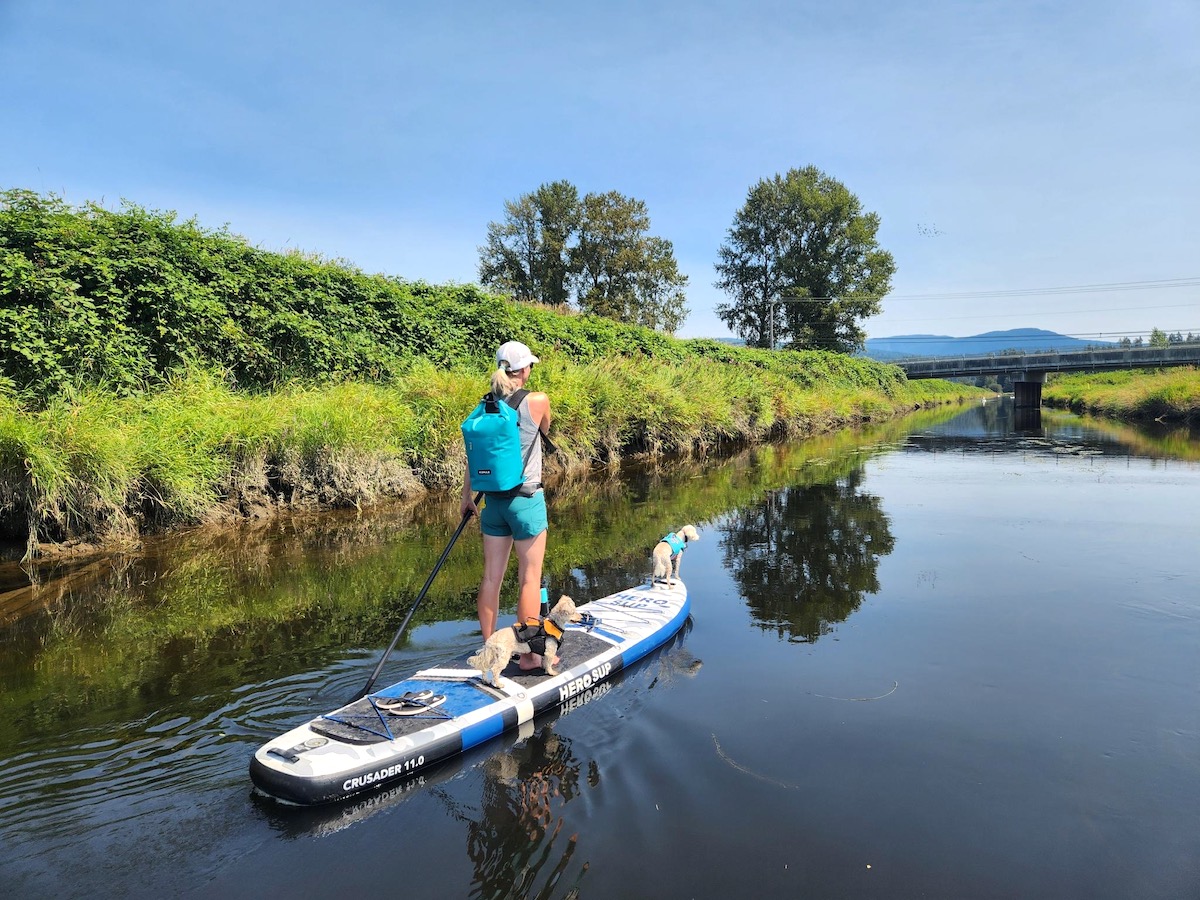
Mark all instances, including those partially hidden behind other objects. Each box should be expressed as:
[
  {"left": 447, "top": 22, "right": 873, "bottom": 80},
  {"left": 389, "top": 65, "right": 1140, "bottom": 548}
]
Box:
[{"left": 351, "top": 490, "right": 483, "bottom": 702}]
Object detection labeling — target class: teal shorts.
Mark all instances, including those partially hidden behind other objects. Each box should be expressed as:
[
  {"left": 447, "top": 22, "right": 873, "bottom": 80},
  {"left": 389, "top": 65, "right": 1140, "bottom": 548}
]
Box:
[{"left": 480, "top": 490, "right": 548, "bottom": 541}]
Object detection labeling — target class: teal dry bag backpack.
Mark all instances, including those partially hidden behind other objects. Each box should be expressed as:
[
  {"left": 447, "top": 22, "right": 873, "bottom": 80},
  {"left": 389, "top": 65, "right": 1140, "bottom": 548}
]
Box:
[{"left": 461, "top": 391, "right": 525, "bottom": 494}]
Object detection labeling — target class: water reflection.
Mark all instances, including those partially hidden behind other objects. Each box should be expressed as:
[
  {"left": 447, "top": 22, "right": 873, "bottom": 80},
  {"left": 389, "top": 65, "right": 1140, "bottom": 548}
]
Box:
[
  {"left": 255, "top": 722, "right": 594, "bottom": 900},
  {"left": 719, "top": 468, "right": 894, "bottom": 642},
  {"left": 4, "top": 397, "right": 1200, "bottom": 898},
  {"left": 1011, "top": 405, "right": 1044, "bottom": 435},
  {"left": 905, "top": 398, "right": 1200, "bottom": 461},
  {"left": 0, "top": 407, "right": 969, "bottom": 755},
  {"left": 461, "top": 727, "right": 589, "bottom": 900},
  {"left": 3, "top": 399, "right": 1189, "bottom": 751}
]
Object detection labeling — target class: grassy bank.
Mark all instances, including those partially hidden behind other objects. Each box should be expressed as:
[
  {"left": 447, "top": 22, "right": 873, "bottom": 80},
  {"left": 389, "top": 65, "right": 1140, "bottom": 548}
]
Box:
[
  {"left": 1043, "top": 367, "right": 1200, "bottom": 422},
  {"left": 0, "top": 358, "right": 979, "bottom": 557},
  {"left": 0, "top": 189, "right": 985, "bottom": 556}
]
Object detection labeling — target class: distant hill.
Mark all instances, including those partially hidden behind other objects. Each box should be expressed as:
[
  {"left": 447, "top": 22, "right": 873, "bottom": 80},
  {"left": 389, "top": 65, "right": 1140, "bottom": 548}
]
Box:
[{"left": 863, "top": 328, "right": 1116, "bottom": 360}]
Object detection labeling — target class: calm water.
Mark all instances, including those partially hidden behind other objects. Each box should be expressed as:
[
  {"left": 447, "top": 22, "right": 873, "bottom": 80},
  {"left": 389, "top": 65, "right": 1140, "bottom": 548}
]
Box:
[{"left": 2, "top": 400, "right": 1198, "bottom": 899}]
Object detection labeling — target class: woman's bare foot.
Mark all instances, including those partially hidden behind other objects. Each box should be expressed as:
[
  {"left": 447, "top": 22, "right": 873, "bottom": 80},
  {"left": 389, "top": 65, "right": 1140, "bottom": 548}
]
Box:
[{"left": 518, "top": 653, "right": 543, "bottom": 671}]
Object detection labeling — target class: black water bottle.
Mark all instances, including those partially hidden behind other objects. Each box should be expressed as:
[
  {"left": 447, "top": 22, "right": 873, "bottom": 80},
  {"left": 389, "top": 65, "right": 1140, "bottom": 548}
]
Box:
[{"left": 539, "top": 577, "right": 549, "bottom": 618}]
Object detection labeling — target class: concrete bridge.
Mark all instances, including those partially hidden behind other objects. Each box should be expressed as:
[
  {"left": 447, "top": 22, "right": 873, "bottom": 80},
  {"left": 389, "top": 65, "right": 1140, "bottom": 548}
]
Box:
[{"left": 896, "top": 344, "right": 1200, "bottom": 408}]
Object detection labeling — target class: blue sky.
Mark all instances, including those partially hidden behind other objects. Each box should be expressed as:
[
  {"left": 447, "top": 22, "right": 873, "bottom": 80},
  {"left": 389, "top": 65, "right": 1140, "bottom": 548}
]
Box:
[{"left": 2, "top": 0, "right": 1197, "bottom": 341}]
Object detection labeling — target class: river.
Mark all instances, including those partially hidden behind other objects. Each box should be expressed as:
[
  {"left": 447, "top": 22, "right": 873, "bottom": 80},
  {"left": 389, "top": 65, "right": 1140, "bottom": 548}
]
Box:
[{"left": 1, "top": 399, "right": 1197, "bottom": 899}]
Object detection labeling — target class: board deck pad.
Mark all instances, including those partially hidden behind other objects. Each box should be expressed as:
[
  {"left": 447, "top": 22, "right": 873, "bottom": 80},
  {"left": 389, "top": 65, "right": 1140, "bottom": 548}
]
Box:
[
  {"left": 251, "top": 579, "right": 689, "bottom": 804},
  {"left": 310, "top": 629, "right": 615, "bottom": 745}
]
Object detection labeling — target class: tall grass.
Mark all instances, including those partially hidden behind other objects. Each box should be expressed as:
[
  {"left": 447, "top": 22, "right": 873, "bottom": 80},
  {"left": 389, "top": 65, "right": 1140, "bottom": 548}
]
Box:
[
  {"left": 1044, "top": 367, "right": 1200, "bottom": 421},
  {"left": 0, "top": 358, "right": 983, "bottom": 556}
]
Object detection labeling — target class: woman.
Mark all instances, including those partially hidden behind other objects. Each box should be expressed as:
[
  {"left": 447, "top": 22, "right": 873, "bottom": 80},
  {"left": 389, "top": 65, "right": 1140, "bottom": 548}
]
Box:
[{"left": 461, "top": 341, "right": 552, "bottom": 669}]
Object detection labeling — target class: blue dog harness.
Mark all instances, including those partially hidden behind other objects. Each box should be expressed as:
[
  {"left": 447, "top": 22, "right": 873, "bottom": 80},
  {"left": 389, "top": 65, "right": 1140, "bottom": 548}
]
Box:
[{"left": 662, "top": 533, "right": 687, "bottom": 558}]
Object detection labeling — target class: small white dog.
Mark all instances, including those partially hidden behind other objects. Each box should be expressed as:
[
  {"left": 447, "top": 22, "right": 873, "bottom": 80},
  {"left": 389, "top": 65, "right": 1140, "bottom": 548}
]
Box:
[
  {"left": 652, "top": 525, "right": 699, "bottom": 589},
  {"left": 468, "top": 595, "right": 579, "bottom": 686}
]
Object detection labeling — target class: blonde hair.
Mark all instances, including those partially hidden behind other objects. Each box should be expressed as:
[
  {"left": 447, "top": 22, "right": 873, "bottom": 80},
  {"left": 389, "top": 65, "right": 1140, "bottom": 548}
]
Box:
[{"left": 490, "top": 366, "right": 517, "bottom": 398}]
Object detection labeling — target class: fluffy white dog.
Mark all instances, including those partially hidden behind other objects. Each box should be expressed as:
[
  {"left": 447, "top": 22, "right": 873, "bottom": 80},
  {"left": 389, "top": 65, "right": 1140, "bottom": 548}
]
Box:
[
  {"left": 468, "top": 595, "right": 578, "bottom": 687},
  {"left": 651, "top": 525, "right": 699, "bottom": 589}
]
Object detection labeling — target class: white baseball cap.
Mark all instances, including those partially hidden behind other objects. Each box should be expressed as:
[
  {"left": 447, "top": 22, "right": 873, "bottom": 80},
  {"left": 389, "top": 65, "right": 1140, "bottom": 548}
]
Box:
[{"left": 496, "top": 340, "right": 540, "bottom": 372}]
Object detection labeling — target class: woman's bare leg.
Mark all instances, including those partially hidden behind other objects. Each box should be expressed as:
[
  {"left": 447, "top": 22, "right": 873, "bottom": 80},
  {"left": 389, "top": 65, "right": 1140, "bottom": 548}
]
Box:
[
  {"left": 513, "top": 529, "right": 548, "bottom": 669},
  {"left": 478, "top": 533, "right": 513, "bottom": 639}
]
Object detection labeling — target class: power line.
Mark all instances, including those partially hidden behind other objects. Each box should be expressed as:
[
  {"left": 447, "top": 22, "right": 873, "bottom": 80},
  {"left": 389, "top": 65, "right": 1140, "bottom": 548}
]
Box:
[
  {"left": 890, "top": 276, "right": 1200, "bottom": 301},
  {"left": 754, "top": 277, "right": 1200, "bottom": 303},
  {"left": 878, "top": 302, "right": 1199, "bottom": 323}
]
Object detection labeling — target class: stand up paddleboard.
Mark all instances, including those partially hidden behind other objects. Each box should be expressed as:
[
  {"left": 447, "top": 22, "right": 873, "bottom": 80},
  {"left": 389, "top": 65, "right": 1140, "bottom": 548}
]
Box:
[{"left": 251, "top": 579, "right": 690, "bottom": 805}]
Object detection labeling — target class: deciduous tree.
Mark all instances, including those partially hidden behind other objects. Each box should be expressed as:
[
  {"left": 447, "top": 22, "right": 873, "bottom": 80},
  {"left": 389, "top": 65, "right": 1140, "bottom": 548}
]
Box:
[
  {"left": 477, "top": 180, "right": 580, "bottom": 306},
  {"left": 478, "top": 183, "right": 689, "bottom": 333},
  {"left": 573, "top": 192, "right": 689, "bottom": 333},
  {"left": 714, "top": 167, "right": 895, "bottom": 352}
]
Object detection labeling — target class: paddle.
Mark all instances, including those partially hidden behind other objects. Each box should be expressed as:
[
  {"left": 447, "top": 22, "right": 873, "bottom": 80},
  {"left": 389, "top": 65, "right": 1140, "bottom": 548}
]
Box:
[{"left": 349, "top": 490, "right": 483, "bottom": 703}]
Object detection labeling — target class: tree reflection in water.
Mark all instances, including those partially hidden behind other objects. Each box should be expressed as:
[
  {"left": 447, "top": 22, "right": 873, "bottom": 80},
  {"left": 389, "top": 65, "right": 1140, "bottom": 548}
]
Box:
[
  {"left": 454, "top": 727, "right": 591, "bottom": 900},
  {"left": 719, "top": 466, "right": 894, "bottom": 642}
]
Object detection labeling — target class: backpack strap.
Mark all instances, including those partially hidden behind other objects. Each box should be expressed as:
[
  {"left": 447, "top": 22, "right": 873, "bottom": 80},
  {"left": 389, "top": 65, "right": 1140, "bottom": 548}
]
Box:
[{"left": 504, "top": 388, "right": 557, "bottom": 456}]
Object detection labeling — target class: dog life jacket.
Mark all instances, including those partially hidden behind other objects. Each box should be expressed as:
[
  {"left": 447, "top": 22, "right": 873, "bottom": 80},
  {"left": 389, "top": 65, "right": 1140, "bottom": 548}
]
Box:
[
  {"left": 511, "top": 616, "right": 564, "bottom": 657},
  {"left": 661, "top": 533, "right": 687, "bottom": 558},
  {"left": 462, "top": 389, "right": 530, "bottom": 494}
]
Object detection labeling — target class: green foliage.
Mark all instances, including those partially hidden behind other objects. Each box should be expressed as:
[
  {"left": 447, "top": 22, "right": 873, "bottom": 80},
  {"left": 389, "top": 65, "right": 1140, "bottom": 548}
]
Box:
[
  {"left": 0, "top": 189, "right": 428, "bottom": 398},
  {"left": 573, "top": 191, "right": 689, "bottom": 333},
  {"left": 477, "top": 180, "right": 580, "bottom": 306},
  {"left": 1, "top": 189, "right": 700, "bottom": 402},
  {"left": 0, "top": 188, "right": 986, "bottom": 550},
  {"left": 477, "top": 182, "right": 689, "bottom": 333},
  {"left": 714, "top": 166, "right": 896, "bottom": 352}
]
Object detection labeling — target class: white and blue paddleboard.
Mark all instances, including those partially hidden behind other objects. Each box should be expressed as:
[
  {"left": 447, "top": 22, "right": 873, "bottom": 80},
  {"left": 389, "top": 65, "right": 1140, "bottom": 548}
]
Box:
[{"left": 251, "top": 579, "right": 690, "bottom": 805}]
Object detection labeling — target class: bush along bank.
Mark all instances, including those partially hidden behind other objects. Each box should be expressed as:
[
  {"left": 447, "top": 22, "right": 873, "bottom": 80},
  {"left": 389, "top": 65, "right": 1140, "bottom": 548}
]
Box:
[
  {"left": 0, "top": 189, "right": 689, "bottom": 404},
  {"left": 0, "top": 189, "right": 986, "bottom": 556},
  {"left": 1042, "top": 368, "right": 1200, "bottom": 423}
]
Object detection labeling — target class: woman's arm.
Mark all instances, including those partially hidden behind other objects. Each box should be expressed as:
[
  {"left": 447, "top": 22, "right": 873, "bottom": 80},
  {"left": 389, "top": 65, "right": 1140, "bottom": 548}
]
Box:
[
  {"left": 528, "top": 392, "right": 551, "bottom": 433},
  {"left": 460, "top": 461, "right": 477, "bottom": 517}
]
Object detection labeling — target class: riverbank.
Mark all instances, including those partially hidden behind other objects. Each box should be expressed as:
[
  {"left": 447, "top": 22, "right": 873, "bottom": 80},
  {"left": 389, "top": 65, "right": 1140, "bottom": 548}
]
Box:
[
  {"left": 1043, "top": 366, "right": 1200, "bottom": 422},
  {"left": 0, "top": 189, "right": 985, "bottom": 558},
  {"left": 0, "top": 360, "right": 981, "bottom": 559}
]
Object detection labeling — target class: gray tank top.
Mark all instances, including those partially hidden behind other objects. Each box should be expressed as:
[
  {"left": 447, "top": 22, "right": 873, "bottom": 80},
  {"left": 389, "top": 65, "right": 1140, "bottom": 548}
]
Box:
[{"left": 516, "top": 395, "right": 542, "bottom": 486}]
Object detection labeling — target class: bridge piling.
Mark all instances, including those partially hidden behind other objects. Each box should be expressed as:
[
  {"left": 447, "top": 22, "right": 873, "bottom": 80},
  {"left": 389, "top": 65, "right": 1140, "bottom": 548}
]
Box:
[{"left": 1014, "top": 371, "right": 1046, "bottom": 409}]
